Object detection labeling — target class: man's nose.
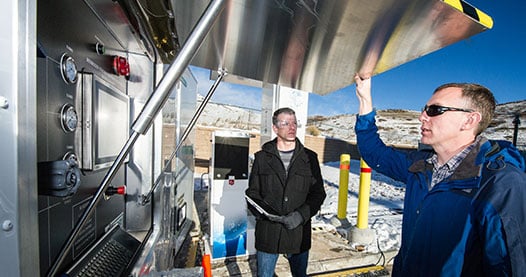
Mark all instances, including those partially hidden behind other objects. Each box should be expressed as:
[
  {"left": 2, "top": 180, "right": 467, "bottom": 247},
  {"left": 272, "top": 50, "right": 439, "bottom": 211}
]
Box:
[{"left": 418, "top": 111, "right": 428, "bottom": 122}]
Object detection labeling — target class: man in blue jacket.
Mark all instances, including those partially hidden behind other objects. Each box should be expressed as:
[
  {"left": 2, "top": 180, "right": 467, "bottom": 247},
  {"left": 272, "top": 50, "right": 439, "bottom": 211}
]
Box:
[
  {"left": 354, "top": 74, "right": 526, "bottom": 276},
  {"left": 246, "top": 107, "right": 326, "bottom": 277}
]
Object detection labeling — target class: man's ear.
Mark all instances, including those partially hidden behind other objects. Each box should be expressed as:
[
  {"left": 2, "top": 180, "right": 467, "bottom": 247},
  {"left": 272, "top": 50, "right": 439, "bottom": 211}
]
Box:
[
  {"left": 271, "top": 124, "right": 278, "bottom": 133},
  {"left": 462, "top": 112, "right": 482, "bottom": 131}
]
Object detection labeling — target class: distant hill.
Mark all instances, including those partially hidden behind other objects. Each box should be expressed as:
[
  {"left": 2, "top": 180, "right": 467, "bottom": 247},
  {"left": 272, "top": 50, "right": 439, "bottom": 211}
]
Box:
[
  {"left": 307, "top": 101, "right": 525, "bottom": 148},
  {"left": 164, "top": 98, "right": 525, "bottom": 149}
]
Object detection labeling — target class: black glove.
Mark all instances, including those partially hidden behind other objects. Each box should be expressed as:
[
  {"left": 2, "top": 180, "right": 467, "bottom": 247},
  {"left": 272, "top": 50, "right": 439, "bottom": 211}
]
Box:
[
  {"left": 265, "top": 213, "right": 283, "bottom": 222},
  {"left": 278, "top": 211, "right": 304, "bottom": 230}
]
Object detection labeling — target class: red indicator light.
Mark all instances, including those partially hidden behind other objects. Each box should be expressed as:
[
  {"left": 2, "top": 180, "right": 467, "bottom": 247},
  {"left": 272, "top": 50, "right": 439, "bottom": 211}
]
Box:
[{"left": 112, "top": 56, "right": 130, "bottom": 78}]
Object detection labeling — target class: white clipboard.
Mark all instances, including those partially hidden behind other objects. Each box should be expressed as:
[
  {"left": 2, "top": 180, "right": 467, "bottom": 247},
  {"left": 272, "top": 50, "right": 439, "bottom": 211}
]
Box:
[{"left": 245, "top": 195, "right": 282, "bottom": 221}]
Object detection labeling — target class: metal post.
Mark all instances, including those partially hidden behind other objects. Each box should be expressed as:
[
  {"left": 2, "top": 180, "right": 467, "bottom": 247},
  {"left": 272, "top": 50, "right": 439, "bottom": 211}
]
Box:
[
  {"left": 357, "top": 158, "right": 371, "bottom": 229},
  {"left": 337, "top": 154, "right": 350, "bottom": 219},
  {"left": 512, "top": 114, "right": 520, "bottom": 146}
]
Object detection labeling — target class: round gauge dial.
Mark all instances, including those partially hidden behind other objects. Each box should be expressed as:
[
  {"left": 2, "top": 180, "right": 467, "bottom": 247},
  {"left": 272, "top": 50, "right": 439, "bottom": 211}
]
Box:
[
  {"left": 60, "top": 53, "right": 78, "bottom": 84},
  {"left": 60, "top": 104, "right": 78, "bottom": 132}
]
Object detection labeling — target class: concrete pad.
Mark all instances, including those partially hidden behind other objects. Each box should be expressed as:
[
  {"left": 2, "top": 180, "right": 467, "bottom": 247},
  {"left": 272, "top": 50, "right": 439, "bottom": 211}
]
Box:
[{"left": 211, "top": 225, "right": 396, "bottom": 276}]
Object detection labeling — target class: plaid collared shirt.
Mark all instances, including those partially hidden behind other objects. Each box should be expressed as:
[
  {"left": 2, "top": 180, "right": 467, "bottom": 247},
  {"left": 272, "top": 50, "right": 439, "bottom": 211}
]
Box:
[{"left": 426, "top": 137, "right": 480, "bottom": 189}]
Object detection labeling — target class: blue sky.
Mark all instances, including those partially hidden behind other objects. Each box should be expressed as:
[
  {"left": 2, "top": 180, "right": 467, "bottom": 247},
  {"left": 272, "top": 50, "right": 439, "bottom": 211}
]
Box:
[{"left": 192, "top": 1, "right": 525, "bottom": 116}]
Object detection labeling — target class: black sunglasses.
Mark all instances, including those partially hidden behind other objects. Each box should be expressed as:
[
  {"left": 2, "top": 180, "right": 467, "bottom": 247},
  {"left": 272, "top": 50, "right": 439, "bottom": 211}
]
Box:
[{"left": 422, "top": 104, "right": 474, "bottom": 117}]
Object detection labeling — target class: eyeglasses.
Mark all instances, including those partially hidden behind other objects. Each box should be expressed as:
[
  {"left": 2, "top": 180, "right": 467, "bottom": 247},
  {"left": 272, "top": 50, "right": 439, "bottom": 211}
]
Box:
[
  {"left": 422, "top": 104, "right": 474, "bottom": 117},
  {"left": 276, "top": 120, "right": 300, "bottom": 128}
]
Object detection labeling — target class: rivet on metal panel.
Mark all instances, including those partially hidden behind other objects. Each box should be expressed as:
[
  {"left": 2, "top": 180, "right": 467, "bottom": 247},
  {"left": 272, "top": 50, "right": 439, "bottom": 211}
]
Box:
[
  {"left": 2, "top": 220, "right": 13, "bottom": 231},
  {"left": 0, "top": 96, "right": 8, "bottom": 109}
]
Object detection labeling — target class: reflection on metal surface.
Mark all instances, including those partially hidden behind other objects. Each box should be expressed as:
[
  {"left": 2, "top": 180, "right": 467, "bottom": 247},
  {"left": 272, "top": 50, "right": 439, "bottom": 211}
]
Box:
[
  {"left": 168, "top": 0, "right": 491, "bottom": 95},
  {"left": 118, "top": 0, "right": 181, "bottom": 63}
]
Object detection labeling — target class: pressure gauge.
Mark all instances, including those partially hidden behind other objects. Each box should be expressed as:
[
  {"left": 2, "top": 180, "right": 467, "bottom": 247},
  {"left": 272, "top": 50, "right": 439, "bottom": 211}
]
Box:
[
  {"left": 60, "top": 103, "right": 78, "bottom": 132},
  {"left": 60, "top": 53, "right": 78, "bottom": 84}
]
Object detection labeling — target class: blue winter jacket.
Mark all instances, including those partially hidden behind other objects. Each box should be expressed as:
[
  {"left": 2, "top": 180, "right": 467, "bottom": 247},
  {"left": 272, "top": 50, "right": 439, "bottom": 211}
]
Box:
[{"left": 356, "top": 111, "right": 526, "bottom": 277}]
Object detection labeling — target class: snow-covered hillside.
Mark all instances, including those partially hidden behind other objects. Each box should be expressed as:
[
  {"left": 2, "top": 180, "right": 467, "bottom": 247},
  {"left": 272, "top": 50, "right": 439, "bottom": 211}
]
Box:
[
  {"left": 164, "top": 98, "right": 526, "bottom": 149},
  {"left": 308, "top": 101, "right": 526, "bottom": 148}
]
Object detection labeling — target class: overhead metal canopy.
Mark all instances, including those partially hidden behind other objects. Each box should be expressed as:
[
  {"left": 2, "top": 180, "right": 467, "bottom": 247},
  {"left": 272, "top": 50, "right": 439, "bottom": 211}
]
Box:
[
  {"left": 124, "top": 0, "right": 491, "bottom": 95},
  {"left": 167, "top": 0, "right": 492, "bottom": 95}
]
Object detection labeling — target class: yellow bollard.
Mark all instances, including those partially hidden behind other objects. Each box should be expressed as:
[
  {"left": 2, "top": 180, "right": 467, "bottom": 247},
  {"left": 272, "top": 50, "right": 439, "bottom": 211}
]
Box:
[
  {"left": 357, "top": 158, "right": 372, "bottom": 229},
  {"left": 337, "top": 154, "right": 351, "bottom": 219}
]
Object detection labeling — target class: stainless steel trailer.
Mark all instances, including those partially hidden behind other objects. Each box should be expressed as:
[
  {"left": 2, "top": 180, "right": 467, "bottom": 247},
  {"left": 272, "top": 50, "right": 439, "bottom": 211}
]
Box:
[{"left": 0, "top": 0, "right": 491, "bottom": 276}]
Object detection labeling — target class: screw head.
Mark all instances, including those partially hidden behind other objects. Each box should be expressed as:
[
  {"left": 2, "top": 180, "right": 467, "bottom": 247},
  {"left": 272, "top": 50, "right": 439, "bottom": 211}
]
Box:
[
  {"left": 2, "top": 220, "right": 13, "bottom": 231},
  {"left": 0, "top": 96, "right": 8, "bottom": 109}
]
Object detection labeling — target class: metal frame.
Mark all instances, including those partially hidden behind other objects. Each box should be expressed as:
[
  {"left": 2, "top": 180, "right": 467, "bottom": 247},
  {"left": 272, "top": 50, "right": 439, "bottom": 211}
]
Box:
[{"left": 0, "top": 0, "right": 39, "bottom": 276}]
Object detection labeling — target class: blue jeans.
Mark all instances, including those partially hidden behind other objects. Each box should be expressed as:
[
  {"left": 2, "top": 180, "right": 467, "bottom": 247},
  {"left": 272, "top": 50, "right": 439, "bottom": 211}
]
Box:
[{"left": 256, "top": 250, "right": 309, "bottom": 277}]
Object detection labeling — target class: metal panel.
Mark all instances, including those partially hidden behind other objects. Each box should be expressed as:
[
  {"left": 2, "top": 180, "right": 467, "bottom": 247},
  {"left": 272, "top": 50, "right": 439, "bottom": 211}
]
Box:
[
  {"left": 125, "top": 52, "right": 157, "bottom": 233},
  {"left": 36, "top": 0, "right": 150, "bottom": 275},
  {"left": 0, "top": 0, "right": 39, "bottom": 276},
  {"left": 171, "top": 0, "right": 491, "bottom": 94}
]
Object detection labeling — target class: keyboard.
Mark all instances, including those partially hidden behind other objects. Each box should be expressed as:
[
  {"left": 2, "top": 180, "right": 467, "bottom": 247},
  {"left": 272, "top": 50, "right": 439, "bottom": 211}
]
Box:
[{"left": 64, "top": 226, "right": 141, "bottom": 277}]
